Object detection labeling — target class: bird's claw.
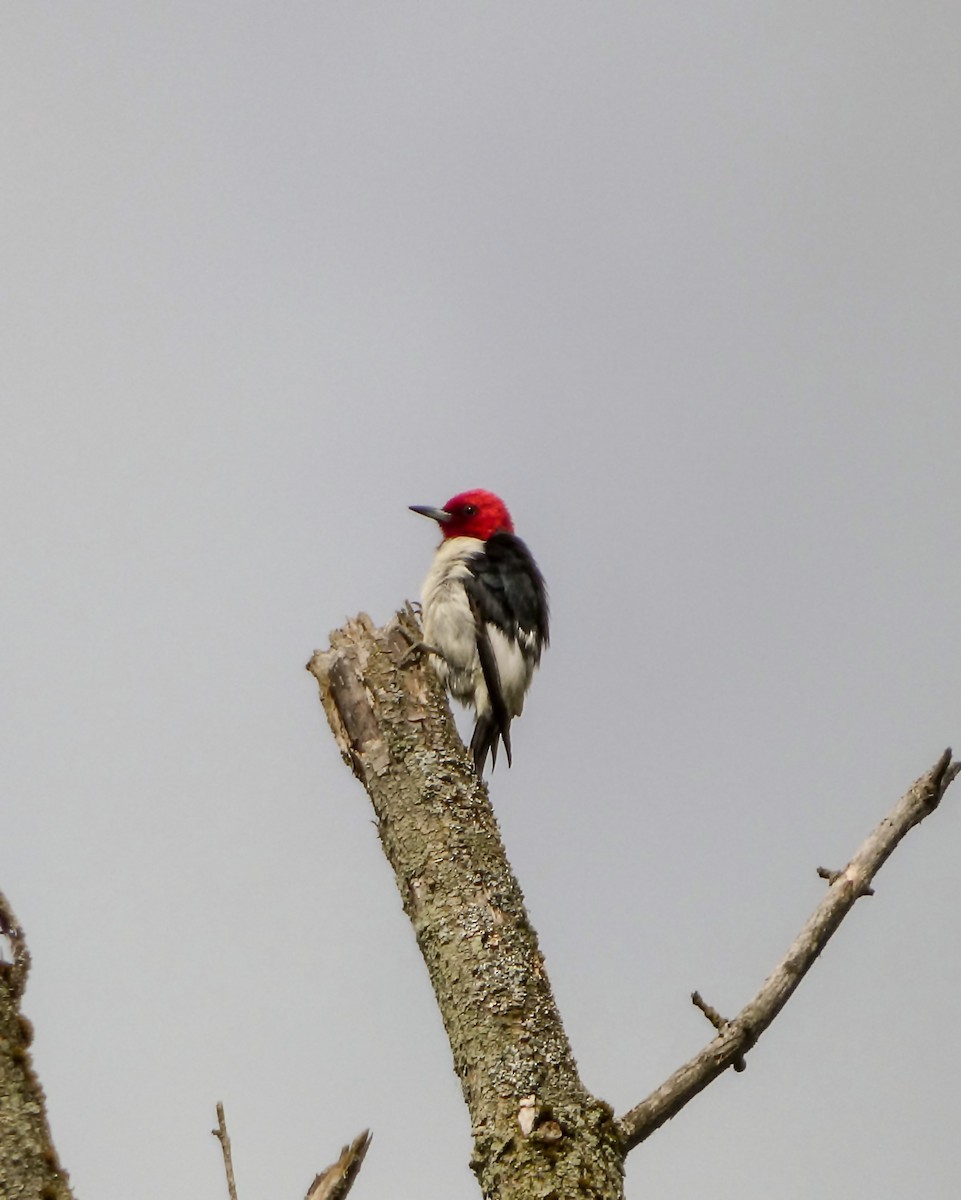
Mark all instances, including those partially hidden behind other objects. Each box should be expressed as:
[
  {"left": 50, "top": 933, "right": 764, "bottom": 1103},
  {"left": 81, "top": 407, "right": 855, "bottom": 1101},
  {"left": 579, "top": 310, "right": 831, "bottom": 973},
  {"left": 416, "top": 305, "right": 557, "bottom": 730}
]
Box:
[{"left": 398, "top": 640, "right": 440, "bottom": 668}]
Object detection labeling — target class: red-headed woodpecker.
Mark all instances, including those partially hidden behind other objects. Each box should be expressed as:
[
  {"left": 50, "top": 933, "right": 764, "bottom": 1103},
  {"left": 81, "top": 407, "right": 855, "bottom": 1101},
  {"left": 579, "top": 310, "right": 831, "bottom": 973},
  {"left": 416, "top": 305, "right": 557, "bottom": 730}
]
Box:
[{"left": 410, "top": 489, "right": 549, "bottom": 776}]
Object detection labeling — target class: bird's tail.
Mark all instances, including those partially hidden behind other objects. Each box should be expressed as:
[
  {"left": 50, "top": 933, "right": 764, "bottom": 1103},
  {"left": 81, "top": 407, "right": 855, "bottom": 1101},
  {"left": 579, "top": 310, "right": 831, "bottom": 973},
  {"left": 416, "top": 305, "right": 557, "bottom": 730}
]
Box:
[
  {"left": 469, "top": 602, "right": 514, "bottom": 777},
  {"left": 470, "top": 712, "right": 512, "bottom": 777}
]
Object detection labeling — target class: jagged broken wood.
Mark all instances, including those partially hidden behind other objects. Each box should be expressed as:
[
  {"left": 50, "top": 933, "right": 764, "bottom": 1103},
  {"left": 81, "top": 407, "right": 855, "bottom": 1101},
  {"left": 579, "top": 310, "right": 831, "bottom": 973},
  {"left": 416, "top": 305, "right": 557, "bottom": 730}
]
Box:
[{"left": 304, "top": 1130, "right": 372, "bottom": 1200}]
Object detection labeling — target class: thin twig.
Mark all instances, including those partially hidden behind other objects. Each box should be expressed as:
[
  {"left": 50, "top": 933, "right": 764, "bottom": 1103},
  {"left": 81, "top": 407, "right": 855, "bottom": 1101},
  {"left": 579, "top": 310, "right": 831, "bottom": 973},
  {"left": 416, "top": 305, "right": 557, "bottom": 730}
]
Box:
[
  {"left": 212, "top": 1102, "right": 239, "bottom": 1200},
  {"left": 617, "top": 749, "right": 959, "bottom": 1151},
  {"left": 691, "top": 992, "right": 746, "bottom": 1071},
  {"left": 690, "top": 990, "right": 725, "bottom": 1032}
]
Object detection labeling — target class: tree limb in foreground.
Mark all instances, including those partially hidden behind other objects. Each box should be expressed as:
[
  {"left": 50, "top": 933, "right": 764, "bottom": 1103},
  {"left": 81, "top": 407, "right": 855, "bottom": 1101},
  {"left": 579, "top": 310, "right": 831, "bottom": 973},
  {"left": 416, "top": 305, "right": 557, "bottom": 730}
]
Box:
[
  {"left": 0, "top": 890, "right": 73, "bottom": 1200},
  {"left": 310, "top": 607, "right": 957, "bottom": 1199},
  {"left": 212, "top": 1102, "right": 239, "bottom": 1200},
  {"left": 211, "top": 1101, "right": 371, "bottom": 1200},
  {"left": 304, "top": 1129, "right": 372, "bottom": 1200}
]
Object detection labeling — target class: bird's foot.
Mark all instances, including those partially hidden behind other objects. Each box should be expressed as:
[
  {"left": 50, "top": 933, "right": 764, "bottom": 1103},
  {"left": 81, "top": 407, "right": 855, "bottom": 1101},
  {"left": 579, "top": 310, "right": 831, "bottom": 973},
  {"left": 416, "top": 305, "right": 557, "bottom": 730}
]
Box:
[{"left": 397, "top": 640, "right": 441, "bottom": 667}]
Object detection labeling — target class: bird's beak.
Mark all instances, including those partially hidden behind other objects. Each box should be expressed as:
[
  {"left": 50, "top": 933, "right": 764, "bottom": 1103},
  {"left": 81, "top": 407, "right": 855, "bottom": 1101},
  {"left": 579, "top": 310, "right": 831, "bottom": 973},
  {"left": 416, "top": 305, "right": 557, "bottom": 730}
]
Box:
[{"left": 409, "top": 505, "right": 451, "bottom": 524}]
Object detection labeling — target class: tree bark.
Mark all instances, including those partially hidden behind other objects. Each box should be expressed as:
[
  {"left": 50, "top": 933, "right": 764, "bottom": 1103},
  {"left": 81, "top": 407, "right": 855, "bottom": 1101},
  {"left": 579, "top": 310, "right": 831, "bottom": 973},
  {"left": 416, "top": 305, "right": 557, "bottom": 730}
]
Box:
[
  {"left": 0, "top": 892, "right": 73, "bottom": 1200},
  {"left": 308, "top": 608, "right": 625, "bottom": 1200}
]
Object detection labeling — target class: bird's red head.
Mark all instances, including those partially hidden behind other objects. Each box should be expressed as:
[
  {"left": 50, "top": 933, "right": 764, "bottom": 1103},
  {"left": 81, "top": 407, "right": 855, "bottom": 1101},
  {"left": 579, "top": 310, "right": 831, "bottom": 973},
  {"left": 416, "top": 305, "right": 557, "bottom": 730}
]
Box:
[{"left": 410, "top": 489, "right": 514, "bottom": 541}]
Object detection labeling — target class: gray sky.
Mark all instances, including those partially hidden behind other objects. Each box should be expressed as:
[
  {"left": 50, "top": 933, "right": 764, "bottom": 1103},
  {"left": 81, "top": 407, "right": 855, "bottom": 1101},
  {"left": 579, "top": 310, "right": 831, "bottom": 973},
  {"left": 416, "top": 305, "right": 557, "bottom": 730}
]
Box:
[{"left": 3, "top": 4, "right": 960, "bottom": 1197}]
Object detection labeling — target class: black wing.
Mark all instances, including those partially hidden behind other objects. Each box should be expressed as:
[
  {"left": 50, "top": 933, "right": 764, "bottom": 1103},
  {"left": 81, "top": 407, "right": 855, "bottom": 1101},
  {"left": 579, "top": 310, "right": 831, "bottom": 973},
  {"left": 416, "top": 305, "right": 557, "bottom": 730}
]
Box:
[
  {"left": 464, "top": 533, "right": 549, "bottom": 775},
  {"left": 465, "top": 532, "right": 549, "bottom": 652}
]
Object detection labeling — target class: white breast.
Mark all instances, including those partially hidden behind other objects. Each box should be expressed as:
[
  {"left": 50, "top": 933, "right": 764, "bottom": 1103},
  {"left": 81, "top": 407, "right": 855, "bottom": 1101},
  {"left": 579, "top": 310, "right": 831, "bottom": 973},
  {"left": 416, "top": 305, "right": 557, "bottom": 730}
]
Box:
[{"left": 420, "top": 538, "right": 487, "bottom": 709}]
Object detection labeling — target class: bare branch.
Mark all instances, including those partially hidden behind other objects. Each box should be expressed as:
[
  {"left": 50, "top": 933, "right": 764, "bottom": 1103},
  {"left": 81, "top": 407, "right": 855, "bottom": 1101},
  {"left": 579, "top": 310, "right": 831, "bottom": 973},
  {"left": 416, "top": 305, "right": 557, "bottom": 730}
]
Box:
[
  {"left": 212, "top": 1102, "right": 239, "bottom": 1200},
  {"left": 313, "top": 610, "right": 958, "bottom": 1193},
  {"left": 305, "top": 1130, "right": 372, "bottom": 1200},
  {"left": 617, "top": 749, "right": 959, "bottom": 1151}
]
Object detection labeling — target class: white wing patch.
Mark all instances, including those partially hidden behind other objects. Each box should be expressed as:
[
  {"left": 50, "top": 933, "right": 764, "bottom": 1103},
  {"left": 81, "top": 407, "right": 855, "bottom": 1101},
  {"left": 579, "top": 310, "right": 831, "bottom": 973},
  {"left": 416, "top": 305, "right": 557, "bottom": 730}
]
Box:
[{"left": 485, "top": 624, "right": 534, "bottom": 717}]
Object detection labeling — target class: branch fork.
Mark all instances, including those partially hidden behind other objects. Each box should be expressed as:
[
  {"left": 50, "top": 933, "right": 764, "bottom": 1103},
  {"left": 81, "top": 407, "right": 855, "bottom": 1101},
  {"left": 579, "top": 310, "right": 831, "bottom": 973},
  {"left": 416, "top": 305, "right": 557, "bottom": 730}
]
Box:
[{"left": 310, "top": 609, "right": 958, "bottom": 1195}]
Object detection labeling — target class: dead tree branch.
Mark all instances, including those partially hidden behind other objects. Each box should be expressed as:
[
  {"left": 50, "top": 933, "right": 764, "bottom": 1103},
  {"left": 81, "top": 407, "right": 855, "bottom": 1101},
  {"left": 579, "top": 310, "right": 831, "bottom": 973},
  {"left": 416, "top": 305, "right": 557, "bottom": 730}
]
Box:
[
  {"left": 212, "top": 1102, "right": 239, "bottom": 1200},
  {"left": 311, "top": 608, "right": 957, "bottom": 1194},
  {"left": 305, "top": 1130, "right": 372, "bottom": 1200},
  {"left": 308, "top": 608, "right": 624, "bottom": 1200},
  {"left": 211, "top": 1103, "right": 370, "bottom": 1200},
  {"left": 616, "top": 749, "right": 959, "bottom": 1150}
]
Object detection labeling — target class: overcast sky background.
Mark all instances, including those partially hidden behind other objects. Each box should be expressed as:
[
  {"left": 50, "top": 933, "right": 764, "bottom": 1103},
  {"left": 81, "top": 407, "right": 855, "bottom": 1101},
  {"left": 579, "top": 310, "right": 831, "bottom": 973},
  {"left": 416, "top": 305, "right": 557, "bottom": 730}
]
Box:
[{"left": 3, "top": 4, "right": 960, "bottom": 1198}]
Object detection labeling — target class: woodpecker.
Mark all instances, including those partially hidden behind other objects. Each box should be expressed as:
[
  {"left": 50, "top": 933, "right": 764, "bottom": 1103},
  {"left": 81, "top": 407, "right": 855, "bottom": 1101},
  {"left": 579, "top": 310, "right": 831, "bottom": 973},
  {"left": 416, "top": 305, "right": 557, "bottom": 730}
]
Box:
[{"left": 410, "top": 489, "right": 549, "bottom": 776}]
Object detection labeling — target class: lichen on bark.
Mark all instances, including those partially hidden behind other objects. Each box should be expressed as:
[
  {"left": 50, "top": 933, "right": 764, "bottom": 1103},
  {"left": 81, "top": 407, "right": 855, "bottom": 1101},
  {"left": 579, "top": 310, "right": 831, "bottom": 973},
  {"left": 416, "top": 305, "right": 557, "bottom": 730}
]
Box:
[
  {"left": 0, "top": 893, "right": 73, "bottom": 1200},
  {"left": 309, "top": 609, "right": 625, "bottom": 1199}
]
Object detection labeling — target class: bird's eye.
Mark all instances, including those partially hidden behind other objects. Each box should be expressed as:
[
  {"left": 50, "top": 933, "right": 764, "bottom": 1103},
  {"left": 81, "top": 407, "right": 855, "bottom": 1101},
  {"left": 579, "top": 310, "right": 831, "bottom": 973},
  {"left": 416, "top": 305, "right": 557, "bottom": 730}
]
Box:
[{"left": 462, "top": 505, "right": 477, "bottom": 517}]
